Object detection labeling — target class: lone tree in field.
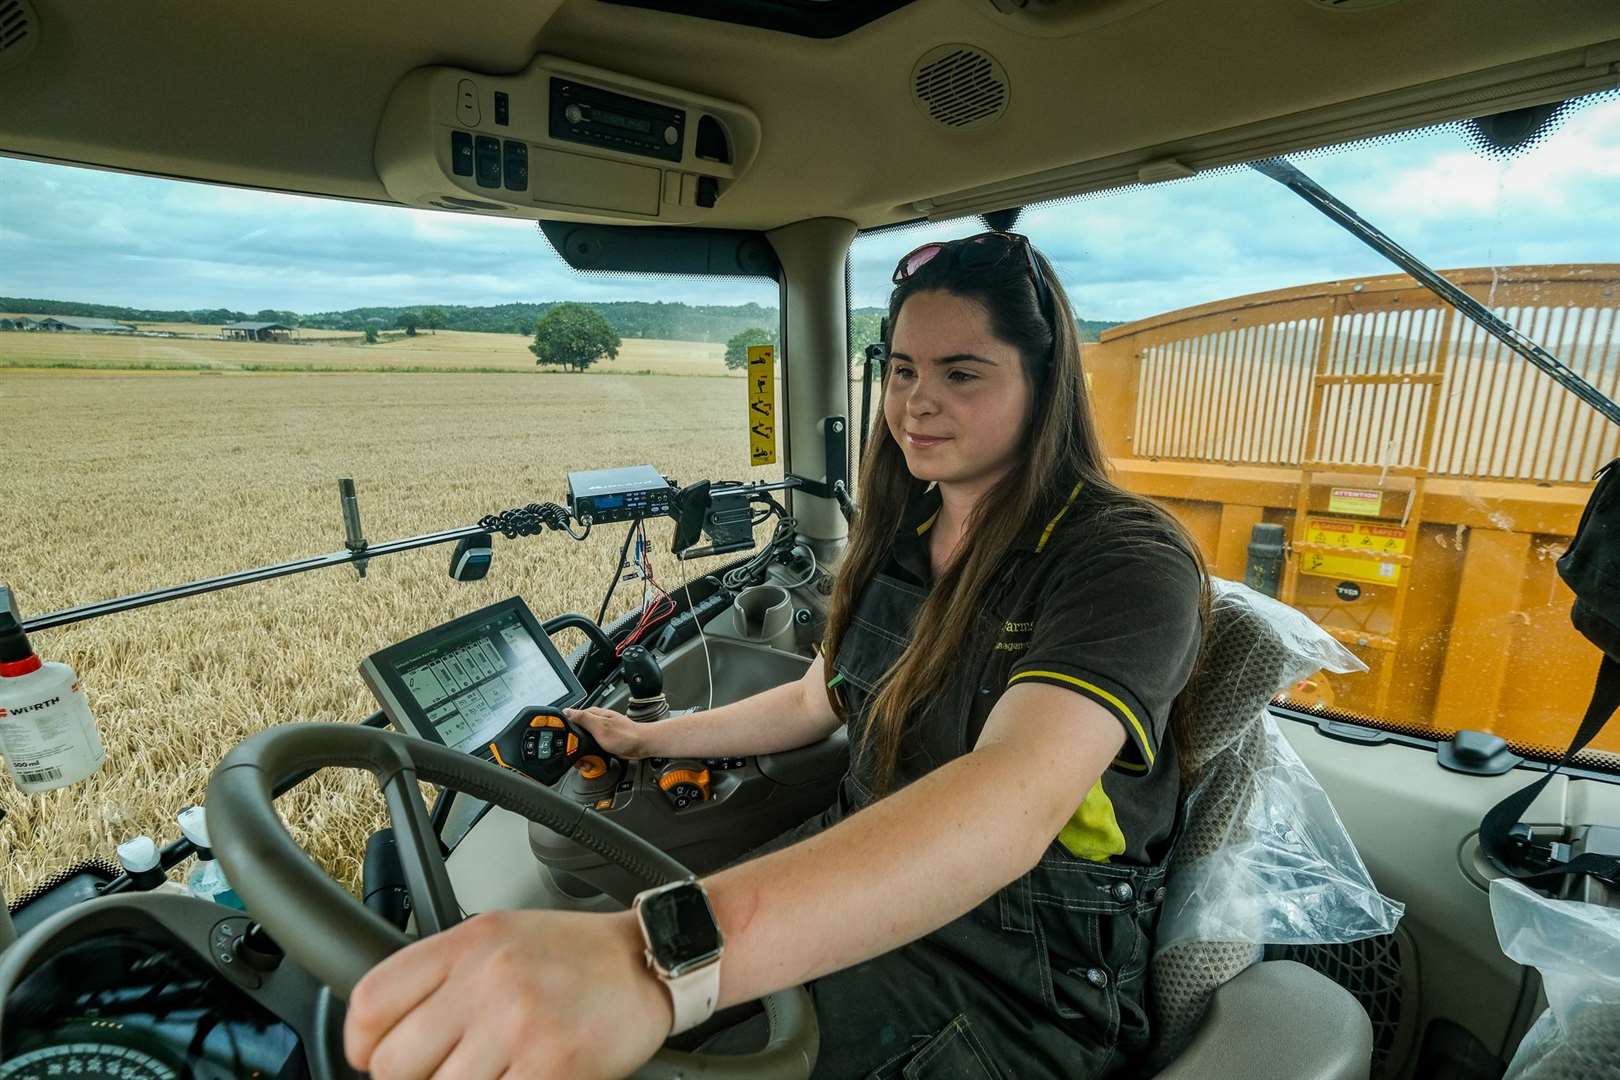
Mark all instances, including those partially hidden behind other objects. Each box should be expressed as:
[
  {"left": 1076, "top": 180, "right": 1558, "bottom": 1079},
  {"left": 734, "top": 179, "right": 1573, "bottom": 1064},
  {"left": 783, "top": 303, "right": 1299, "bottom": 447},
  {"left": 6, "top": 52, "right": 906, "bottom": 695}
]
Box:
[
  {"left": 421, "top": 307, "right": 447, "bottom": 335},
  {"left": 364, "top": 326, "right": 379, "bottom": 345},
  {"left": 398, "top": 311, "right": 422, "bottom": 337},
  {"left": 531, "top": 303, "right": 621, "bottom": 372},
  {"left": 724, "top": 326, "right": 776, "bottom": 370}
]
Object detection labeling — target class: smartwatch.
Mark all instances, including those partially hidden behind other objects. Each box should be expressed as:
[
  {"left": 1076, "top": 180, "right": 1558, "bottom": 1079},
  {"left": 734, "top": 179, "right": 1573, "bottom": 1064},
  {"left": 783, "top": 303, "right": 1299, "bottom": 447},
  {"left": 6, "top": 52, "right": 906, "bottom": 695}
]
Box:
[{"left": 632, "top": 878, "right": 724, "bottom": 1036}]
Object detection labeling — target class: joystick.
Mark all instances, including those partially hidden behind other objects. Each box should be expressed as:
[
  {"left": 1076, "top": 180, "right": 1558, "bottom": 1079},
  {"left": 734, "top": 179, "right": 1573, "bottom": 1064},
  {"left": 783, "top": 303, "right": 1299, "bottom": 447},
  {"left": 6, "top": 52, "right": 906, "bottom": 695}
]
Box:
[{"left": 622, "top": 646, "right": 671, "bottom": 724}]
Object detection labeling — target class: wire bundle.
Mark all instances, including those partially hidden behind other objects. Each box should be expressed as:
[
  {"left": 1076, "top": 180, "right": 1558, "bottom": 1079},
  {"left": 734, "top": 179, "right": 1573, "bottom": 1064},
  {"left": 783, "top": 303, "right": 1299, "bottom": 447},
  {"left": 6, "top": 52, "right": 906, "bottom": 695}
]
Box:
[{"left": 478, "top": 502, "right": 589, "bottom": 540}]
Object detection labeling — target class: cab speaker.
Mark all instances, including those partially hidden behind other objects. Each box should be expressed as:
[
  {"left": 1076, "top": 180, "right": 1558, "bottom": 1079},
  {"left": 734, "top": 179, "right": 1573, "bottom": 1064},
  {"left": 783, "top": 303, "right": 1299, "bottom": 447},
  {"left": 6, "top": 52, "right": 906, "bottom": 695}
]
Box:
[
  {"left": 911, "top": 45, "right": 1009, "bottom": 131},
  {"left": 0, "top": 0, "right": 39, "bottom": 74}
]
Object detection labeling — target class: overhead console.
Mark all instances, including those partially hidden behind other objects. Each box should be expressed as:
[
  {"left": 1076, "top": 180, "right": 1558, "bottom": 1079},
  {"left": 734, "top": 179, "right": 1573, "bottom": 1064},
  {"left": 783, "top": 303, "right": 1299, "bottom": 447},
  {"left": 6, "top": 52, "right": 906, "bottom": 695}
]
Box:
[{"left": 374, "top": 54, "right": 761, "bottom": 224}]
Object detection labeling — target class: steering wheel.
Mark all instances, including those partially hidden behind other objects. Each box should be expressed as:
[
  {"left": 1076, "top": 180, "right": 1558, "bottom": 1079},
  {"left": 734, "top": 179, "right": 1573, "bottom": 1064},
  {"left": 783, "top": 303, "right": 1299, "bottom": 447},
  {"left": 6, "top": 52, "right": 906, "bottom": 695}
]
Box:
[{"left": 205, "top": 722, "right": 818, "bottom": 1079}]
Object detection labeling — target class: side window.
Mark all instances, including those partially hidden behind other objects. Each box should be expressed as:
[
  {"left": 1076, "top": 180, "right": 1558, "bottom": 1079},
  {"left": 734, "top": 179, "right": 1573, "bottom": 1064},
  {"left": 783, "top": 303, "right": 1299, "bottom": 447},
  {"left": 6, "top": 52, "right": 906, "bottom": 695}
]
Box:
[
  {"left": 850, "top": 94, "right": 1620, "bottom": 772},
  {"left": 1, "top": 157, "right": 780, "bottom": 897}
]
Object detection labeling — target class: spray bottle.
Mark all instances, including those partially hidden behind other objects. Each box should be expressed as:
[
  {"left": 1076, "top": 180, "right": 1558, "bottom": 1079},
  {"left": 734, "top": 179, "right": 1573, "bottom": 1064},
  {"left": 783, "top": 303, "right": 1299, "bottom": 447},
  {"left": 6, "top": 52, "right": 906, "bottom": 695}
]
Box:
[
  {"left": 177, "top": 805, "right": 245, "bottom": 909},
  {"left": 116, "top": 834, "right": 189, "bottom": 895},
  {"left": 0, "top": 585, "right": 105, "bottom": 794}
]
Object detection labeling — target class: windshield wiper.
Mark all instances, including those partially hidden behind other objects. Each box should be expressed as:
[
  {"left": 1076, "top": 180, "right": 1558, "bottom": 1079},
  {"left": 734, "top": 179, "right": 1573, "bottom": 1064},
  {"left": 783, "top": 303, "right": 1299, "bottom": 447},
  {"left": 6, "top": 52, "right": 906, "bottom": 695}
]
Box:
[{"left": 1253, "top": 157, "right": 1620, "bottom": 436}]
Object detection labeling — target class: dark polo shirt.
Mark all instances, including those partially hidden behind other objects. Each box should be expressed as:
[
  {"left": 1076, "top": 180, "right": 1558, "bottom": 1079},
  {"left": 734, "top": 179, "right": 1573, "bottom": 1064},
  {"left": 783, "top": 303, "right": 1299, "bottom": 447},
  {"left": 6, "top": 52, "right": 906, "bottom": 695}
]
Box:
[{"left": 870, "top": 479, "right": 1202, "bottom": 866}]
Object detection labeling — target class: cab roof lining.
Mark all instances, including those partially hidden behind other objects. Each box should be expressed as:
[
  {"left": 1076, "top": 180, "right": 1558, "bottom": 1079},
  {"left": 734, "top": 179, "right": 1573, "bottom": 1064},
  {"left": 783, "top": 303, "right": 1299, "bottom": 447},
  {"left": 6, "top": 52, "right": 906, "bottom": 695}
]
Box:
[{"left": 0, "top": 0, "right": 1616, "bottom": 232}]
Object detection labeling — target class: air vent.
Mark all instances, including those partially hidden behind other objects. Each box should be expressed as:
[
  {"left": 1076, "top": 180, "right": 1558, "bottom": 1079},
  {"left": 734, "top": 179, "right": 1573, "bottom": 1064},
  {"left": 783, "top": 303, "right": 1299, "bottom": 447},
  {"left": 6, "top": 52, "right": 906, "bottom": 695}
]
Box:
[
  {"left": 0, "top": 0, "right": 39, "bottom": 74},
  {"left": 911, "top": 45, "right": 1009, "bottom": 130}
]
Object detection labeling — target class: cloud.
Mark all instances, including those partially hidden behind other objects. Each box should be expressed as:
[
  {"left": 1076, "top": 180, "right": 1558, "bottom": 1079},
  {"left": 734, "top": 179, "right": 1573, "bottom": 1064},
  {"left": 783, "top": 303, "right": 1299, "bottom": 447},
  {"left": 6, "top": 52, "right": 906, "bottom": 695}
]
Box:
[
  {"left": 0, "top": 161, "right": 777, "bottom": 312},
  {"left": 851, "top": 96, "right": 1620, "bottom": 320},
  {"left": 3, "top": 95, "right": 1617, "bottom": 323}
]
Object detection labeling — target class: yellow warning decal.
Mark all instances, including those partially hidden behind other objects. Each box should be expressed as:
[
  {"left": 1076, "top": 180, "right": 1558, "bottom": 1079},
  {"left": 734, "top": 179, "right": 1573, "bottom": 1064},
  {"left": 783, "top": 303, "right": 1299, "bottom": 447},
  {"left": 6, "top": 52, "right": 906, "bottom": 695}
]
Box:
[
  {"left": 1301, "top": 516, "right": 1409, "bottom": 586},
  {"left": 748, "top": 344, "right": 776, "bottom": 466},
  {"left": 1328, "top": 487, "right": 1383, "bottom": 517}
]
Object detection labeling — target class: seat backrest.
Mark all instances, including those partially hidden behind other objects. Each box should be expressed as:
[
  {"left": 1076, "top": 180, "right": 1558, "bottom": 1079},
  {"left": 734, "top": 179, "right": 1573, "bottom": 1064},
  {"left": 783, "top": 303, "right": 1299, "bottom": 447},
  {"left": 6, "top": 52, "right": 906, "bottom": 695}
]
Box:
[{"left": 1146, "top": 586, "right": 1302, "bottom": 1067}]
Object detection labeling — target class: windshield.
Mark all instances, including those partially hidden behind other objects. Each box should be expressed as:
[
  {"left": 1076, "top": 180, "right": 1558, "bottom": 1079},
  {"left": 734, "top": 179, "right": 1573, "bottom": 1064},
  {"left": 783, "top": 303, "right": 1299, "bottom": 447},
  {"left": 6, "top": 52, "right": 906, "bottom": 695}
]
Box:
[
  {"left": 851, "top": 92, "right": 1620, "bottom": 771},
  {"left": 0, "top": 170, "right": 780, "bottom": 897}
]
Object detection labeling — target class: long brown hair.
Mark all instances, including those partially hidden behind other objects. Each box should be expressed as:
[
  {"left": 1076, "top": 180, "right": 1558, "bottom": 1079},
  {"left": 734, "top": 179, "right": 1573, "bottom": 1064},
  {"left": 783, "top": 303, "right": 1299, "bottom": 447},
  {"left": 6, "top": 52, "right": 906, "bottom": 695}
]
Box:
[{"left": 824, "top": 236, "right": 1213, "bottom": 797}]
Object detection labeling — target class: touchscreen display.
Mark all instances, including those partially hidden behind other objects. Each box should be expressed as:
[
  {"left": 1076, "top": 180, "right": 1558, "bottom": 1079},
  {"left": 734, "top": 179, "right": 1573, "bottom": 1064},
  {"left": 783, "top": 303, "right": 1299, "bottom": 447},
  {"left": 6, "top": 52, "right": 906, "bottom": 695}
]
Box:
[{"left": 393, "top": 609, "right": 572, "bottom": 753}]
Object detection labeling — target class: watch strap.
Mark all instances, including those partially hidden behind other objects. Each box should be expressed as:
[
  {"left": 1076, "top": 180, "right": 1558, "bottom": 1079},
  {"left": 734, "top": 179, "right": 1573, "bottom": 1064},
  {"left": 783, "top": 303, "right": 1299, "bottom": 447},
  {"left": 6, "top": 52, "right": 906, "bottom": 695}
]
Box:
[{"left": 663, "top": 954, "right": 722, "bottom": 1036}]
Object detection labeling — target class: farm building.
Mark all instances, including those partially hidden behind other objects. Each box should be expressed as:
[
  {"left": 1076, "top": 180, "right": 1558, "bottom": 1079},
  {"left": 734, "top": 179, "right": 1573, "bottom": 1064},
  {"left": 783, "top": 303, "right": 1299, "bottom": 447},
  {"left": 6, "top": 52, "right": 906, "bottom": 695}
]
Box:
[
  {"left": 33, "top": 316, "right": 135, "bottom": 333},
  {"left": 0, "top": 316, "right": 38, "bottom": 331},
  {"left": 221, "top": 320, "right": 298, "bottom": 342}
]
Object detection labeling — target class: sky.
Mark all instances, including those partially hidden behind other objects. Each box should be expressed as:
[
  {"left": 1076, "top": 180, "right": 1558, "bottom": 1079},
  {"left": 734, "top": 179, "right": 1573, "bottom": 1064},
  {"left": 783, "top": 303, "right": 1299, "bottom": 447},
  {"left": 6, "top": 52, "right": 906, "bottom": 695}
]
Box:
[{"left": 2, "top": 96, "right": 1616, "bottom": 324}]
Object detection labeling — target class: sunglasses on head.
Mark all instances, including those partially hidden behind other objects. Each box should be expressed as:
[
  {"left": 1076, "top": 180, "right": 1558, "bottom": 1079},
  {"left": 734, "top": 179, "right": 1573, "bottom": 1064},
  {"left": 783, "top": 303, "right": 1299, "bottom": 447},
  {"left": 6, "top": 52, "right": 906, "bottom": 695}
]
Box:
[{"left": 891, "top": 230, "right": 1056, "bottom": 330}]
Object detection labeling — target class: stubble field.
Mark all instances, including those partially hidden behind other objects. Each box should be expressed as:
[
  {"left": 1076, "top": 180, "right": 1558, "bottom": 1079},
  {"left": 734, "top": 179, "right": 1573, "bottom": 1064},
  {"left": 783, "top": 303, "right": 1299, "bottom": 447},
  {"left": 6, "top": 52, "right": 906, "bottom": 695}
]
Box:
[{"left": 2, "top": 356, "right": 777, "bottom": 899}]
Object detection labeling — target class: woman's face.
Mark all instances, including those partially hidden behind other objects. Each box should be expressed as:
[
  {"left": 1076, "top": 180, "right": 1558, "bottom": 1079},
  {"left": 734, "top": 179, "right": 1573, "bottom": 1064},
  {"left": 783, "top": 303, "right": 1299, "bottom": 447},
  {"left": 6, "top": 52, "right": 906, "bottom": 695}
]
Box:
[{"left": 884, "top": 289, "right": 1033, "bottom": 491}]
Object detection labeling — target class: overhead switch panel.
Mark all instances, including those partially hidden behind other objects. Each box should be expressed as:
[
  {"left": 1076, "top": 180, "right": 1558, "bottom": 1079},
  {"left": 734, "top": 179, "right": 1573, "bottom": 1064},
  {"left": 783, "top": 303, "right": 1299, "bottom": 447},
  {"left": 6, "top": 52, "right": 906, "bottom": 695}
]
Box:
[{"left": 374, "top": 55, "right": 759, "bottom": 226}]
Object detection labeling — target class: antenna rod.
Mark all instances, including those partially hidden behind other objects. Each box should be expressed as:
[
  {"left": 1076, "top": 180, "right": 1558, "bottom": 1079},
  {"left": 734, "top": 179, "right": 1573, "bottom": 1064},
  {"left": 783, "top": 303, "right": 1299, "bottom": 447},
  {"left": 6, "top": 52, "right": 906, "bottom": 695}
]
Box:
[{"left": 339, "top": 477, "right": 369, "bottom": 578}]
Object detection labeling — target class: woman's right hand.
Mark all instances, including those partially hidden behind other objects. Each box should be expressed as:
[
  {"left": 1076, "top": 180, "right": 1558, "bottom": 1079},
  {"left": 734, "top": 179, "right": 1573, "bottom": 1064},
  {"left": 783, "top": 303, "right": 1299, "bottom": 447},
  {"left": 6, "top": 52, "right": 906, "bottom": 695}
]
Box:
[{"left": 563, "top": 707, "right": 655, "bottom": 760}]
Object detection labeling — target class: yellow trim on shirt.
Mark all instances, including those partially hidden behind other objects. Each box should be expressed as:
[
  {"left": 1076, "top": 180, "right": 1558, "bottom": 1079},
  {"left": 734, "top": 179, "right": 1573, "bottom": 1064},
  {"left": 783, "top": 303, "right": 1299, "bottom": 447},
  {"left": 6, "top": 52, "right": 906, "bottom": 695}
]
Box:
[
  {"left": 1035, "top": 480, "right": 1085, "bottom": 553},
  {"left": 1008, "top": 669, "right": 1155, "bottom": 768},
  {"left": 915, "top": 509, "right": 940, "bottom": 536}
]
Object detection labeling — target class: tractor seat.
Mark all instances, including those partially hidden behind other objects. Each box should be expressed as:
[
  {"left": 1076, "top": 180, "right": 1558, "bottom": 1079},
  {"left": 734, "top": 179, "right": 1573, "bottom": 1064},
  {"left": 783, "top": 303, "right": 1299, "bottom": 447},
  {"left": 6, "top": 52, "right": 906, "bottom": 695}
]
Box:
[{"left": 1146, "top": 581, "right": 1375, "bottom": 1080}]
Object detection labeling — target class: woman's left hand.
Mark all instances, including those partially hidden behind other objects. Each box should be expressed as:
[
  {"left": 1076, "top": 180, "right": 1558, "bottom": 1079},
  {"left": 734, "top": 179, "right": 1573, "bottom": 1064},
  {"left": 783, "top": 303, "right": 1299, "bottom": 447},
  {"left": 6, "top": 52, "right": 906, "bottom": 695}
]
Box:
[{"left": 344, "top": 908, "right": 673, "bottom": 1080}]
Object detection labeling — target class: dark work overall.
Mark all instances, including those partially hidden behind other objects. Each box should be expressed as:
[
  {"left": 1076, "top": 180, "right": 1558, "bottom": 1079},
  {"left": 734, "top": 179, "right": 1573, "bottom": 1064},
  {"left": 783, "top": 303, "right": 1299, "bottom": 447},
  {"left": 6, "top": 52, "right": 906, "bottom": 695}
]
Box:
[{"left": 697, "top": 566, "right": 1176, "bottom": 1079}]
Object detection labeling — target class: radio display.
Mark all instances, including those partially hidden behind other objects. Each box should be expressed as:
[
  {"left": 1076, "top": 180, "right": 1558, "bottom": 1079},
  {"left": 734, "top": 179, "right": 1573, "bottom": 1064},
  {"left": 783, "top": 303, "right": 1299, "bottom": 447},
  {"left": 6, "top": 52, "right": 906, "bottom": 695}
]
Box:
[{"left": 595, "top": 110, "right": 652, "bottom": 135}]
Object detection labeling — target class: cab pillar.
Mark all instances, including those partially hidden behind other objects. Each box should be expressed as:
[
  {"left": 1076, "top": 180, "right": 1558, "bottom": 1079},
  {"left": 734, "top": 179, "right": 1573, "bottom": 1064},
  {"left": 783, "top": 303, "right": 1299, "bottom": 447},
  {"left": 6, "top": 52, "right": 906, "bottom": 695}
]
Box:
[{"left": 767, "top": 217, "right": 858, "bottom": 560}]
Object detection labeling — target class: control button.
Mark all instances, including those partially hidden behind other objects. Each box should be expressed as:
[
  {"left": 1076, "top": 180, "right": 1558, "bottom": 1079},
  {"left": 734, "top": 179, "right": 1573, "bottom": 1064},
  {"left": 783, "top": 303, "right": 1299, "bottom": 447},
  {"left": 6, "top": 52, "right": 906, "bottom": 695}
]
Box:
[
  {"left": 696, "top": 176, "right": 719, "bottom": 208},
  {"left": 566, "top": 733, "right": 580, "bottom": 756},
  {"left": 494, "top": 90, "right": 510, "bottom": 126},
  {"left": 663, "top": 125, "right": 679, "bottom": 147},
  {"left": 502, "top": 140, "right": 528, "bottom": 192},
  {"left": 617, "top": 781, "right": 633, "bottom": 792},
  {"left": 451, "top": 131, "right": 474, "bottom": 176},
  {"left": 594, "top": 797, "right": 614, "bottom": 810},
  {"left": 577, "top": 755, "right": 608, "bottom": 780},
  {"left": 1086, "top": 967, "right": 1109, "bottom": 989},
  {"left": 565, "top": 103, "right": 584, "bottom": 125},
  {"left": 456, "top": 79, "right": 481, "bottom": 127},
  {"left": 474, "top": 135, "right": 502, "bottom": 189},
  {"left": 1112, "top": 882, "right": 1134, "bottom": 903}
]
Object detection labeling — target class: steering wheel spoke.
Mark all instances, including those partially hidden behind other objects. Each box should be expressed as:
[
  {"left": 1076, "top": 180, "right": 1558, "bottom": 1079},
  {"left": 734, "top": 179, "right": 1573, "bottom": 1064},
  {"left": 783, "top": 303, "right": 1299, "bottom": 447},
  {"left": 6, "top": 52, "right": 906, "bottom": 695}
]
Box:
[{"left": 379, "top": 766, "right": 462, "bottom": 935}]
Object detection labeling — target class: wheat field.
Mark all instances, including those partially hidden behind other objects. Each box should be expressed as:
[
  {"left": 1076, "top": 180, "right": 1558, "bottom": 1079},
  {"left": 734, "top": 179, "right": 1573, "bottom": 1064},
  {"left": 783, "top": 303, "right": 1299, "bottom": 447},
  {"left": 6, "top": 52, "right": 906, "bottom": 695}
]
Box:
[
  {"left": 0, "top": 324, "right": 734, "bottom": 377},
  {"left": 2, "top": 361, "right": 778, "bottom": 900}
]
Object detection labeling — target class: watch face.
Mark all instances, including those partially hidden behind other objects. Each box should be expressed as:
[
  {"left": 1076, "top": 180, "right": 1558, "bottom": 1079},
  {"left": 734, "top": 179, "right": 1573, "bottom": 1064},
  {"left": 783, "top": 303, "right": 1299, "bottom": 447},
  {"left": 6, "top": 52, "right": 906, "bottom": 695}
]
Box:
[{"left": 640, "top": 883, "right": 721, "bottom": 974}]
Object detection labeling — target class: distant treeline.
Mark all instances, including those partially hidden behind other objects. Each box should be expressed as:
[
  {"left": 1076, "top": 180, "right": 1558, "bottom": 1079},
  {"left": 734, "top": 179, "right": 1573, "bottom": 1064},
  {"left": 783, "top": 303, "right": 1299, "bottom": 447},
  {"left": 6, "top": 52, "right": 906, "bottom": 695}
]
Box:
[{"left": 0, "top": 297, "right": 1117, "bottom": 344}]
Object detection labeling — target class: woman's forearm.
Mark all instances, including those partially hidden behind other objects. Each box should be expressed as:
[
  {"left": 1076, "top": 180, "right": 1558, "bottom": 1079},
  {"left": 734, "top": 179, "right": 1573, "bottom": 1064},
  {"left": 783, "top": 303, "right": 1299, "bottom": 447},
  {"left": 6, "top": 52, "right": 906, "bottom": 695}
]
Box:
[
  {"left": 645, "top": 677, "right": 837, "bottom": 758},
  {"left": 697, "top": 739, "right": 1065, "bottom": 1011}
]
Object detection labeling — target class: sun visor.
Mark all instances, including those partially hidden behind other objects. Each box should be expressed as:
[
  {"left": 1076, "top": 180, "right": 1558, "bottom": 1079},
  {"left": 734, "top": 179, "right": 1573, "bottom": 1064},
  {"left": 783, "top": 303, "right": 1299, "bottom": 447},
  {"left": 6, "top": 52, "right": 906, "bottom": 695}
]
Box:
[{"left": 374, "top": 54, "right": 760, "bottom": 225}]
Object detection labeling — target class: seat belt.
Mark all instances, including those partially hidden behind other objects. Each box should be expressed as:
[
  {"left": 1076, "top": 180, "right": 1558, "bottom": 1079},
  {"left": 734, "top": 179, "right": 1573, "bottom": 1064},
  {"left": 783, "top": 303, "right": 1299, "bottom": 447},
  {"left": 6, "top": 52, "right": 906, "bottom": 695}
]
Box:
[{"left": 1479, "top": 457, "right": 1620, "bottom": 888}]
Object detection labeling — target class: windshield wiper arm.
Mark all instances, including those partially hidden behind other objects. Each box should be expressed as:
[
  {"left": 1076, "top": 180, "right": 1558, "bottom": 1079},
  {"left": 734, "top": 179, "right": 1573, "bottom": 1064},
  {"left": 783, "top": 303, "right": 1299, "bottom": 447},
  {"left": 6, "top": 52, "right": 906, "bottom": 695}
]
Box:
[{"left": 1252, "top": 157, "right": 1620, "bottom": 435}]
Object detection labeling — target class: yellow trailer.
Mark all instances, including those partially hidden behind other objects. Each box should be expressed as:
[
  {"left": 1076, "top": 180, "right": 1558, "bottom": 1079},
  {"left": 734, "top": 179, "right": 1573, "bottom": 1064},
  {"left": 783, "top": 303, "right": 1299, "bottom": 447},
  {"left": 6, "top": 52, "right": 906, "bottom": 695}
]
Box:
[{"left": 1086, "top": 264, "right": 1620, "bottom": 764}]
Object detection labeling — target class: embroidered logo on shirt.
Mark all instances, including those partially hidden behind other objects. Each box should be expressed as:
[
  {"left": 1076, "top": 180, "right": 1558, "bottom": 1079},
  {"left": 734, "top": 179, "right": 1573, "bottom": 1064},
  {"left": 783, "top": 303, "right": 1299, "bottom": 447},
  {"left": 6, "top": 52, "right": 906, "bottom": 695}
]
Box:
[{"left": 994, "top": 619, "right": 1033, "bottom": 651}]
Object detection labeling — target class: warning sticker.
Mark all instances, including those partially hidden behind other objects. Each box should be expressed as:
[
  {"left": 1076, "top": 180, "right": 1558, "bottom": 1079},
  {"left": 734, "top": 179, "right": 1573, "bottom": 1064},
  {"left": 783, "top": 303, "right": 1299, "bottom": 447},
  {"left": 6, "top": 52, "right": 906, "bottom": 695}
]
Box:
[
  {"left": 1329, "top": 487, "right": 1384, "bottom": 517},
  {"left": 1301, "top": 516, "right": 1409, "bottom": 586},
  {"left": 747, "top": 344, "right": 776, "bottom": 466}
]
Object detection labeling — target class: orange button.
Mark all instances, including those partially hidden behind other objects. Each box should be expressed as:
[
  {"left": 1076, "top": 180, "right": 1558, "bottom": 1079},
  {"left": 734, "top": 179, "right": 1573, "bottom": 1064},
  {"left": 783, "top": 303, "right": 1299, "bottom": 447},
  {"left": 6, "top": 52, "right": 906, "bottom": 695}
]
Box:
[
  {"left": 594, "top": 797, "right": 614, "bottom": 810},
  {"left": 577, "top": 755, "right": 608, "bottom": 779},
  {"left": 531, "top": 715, "right": 565, "bottom": 729},
  {"left": 566, "top": 733, "right": 580, "bottom": 755}
]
